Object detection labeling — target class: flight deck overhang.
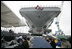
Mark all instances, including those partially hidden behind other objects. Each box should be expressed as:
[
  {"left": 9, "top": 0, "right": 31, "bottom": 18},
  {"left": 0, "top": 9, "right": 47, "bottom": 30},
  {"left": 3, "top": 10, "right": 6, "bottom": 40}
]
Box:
[{"left": 20, "top": 7, "right": 61, "bottom": 27}]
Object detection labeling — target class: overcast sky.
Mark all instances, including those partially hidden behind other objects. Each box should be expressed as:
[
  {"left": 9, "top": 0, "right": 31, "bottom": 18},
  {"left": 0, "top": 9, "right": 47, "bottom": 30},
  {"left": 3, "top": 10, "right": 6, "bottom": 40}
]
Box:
[{"left": 1, "top": 1, "right": 71, "bottom": 35}]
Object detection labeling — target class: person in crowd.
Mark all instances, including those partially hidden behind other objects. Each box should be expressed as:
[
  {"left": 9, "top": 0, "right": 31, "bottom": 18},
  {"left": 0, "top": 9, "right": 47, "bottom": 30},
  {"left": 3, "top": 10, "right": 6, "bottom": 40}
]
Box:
[
  {"left": 1, "top": 37, "right": 6, "bottom": 48},
  {"left": 50, "top": 38, "right": 56, "bottom": 48},
  {"left": 46, "top": 38, "right": 51, "bottom": 44},
  {"left": 61, "top": 39, "right": 71, "bottom": 48},
  {"left": 4, "top": 36, "right": 15, "bottom": 42},
  {"left": 9, "top": 29, "right": 14, "bottom": 34},
  {"left": 1, "top": 37, "right": 9, "bottom": 48},
  {"left": 67, "top": 37, "right": 71, "bottom": 44},
  {"left": 15, "top": 36, "right": 29, "bottom": 48},
  {"left": 22, "top": 37, "right": 29, "bottom": 48},
  {"left": 56, "top": 39, "right": 62, "bottom": 47},
  {"left": 27, "top": 37, "right": 31, "bottom": 48}
]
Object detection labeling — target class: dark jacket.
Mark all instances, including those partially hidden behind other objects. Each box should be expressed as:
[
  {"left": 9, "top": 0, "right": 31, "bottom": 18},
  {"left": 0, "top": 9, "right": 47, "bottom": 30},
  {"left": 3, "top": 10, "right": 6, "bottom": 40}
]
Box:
[{"left": 50, "top": 40, "right": 56, "bottom": 48}]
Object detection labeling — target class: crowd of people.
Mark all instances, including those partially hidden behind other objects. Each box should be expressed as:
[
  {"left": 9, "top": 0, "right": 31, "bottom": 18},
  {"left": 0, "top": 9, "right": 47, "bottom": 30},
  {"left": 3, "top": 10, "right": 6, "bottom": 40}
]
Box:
[
  {"left": 1, "top": 30, "right": 71, "bottom": 48},
  {"left": 1, "top": 30, "right": 30, "bottom": 48},
  {"left": 46, "top": 36, "right": 71, "bottom": 48},
  {"left": 1, "top": 35, "right": 30, "bottom": 48}
]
